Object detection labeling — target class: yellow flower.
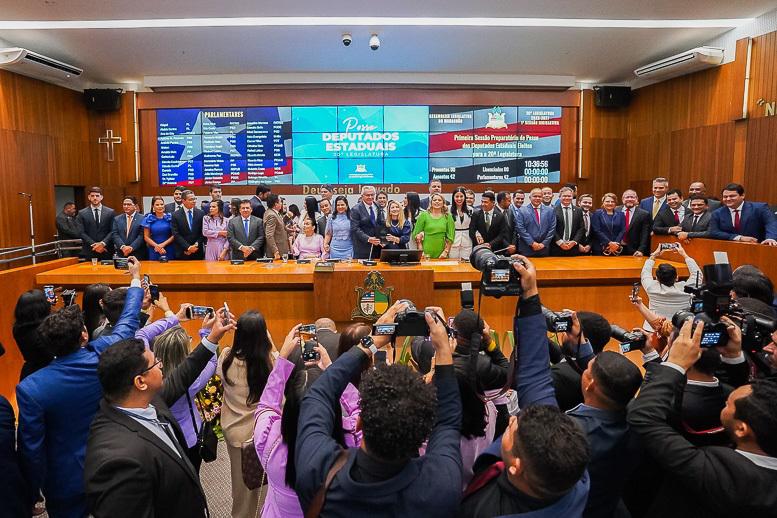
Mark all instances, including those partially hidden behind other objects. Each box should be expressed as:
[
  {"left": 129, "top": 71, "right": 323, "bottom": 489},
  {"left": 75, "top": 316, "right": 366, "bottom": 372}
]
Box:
[
  {"left": 203, "top": 399, "right": 211, "bottom": 405},
  {"left": 208, "top": 386, "right": 217, "bottom": 394}
]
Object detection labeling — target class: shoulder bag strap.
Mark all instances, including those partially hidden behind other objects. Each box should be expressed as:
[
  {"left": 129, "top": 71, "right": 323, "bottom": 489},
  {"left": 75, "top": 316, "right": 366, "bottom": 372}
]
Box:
[
  {"left": 185, "top": 392, "right": 201, "bottom": 436},
  {"left": 304, "top": 449, "right": 350, "bottom": 518}
]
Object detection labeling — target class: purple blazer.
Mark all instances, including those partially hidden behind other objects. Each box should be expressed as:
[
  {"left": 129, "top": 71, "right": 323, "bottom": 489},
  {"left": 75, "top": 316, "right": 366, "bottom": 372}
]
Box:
[{"left": 254, "top": 358, "right": 361, "bottom": 518}]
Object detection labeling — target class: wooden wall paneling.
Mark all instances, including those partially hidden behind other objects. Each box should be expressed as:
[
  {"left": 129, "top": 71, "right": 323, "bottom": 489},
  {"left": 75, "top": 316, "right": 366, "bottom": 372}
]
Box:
[
  {"left": 745, "top": 116, "right": 777, "bottom": 203},
  {"left": 667, "top": 123, "right": 735, "bottom": 195},
  {"left": 749, "top": 31, "right": 777, "bottom": 119}
]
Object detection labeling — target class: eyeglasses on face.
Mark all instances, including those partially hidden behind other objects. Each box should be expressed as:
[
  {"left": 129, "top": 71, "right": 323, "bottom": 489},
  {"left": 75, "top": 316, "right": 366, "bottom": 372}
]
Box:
[{"left": 138, "top": 358, "right": 163, "bottom": 376}]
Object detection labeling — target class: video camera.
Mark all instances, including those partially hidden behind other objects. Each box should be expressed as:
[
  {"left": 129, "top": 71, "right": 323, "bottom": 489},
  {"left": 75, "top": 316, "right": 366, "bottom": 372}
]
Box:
[
  {"left": 673, "top": 263, "right": 776, "bottom": 351},
  {"left": 611, "top": 324, "right": 647, "bottom": 353},
  {"left": 470, "top": 245, "right": 523, "bottom": 298}
]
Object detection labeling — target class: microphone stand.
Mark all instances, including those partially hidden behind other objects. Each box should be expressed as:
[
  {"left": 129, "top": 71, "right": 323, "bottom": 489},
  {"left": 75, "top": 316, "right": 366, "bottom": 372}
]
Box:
[{"left": 18, "top": 193, "right": 35, "bottom": 264}]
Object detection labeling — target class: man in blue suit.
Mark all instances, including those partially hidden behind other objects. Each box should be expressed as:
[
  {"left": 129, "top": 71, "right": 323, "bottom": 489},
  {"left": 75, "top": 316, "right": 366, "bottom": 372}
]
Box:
[
  {"left": 709, "top": 183, "right": 777, "bottom": 246},
  {"left": 514, "top": 187, "right": 556, "bottom": 257},
  {"left": 112, "top": 195, "right": 145, "bottom": 258},
  {"left": 350, "top": 185, "right": 384, "bottom": 259},
  {"left": 16, "top": 257, "right": 144, "bottom": 518},
  {"left": 639, "top": 177, "right": 669, "bottom": 220}
]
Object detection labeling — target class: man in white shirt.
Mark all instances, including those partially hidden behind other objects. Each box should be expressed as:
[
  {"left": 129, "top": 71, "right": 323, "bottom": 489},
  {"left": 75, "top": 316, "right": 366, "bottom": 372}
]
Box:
[{"left": 640, "top": 243, "right": 702, "bottom": 330}]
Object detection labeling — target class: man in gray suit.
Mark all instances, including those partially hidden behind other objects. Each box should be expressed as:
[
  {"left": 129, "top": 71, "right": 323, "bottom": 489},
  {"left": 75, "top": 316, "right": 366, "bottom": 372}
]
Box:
[
  {"left": 683, "top": 181, "right": 721, "bottom": 211},
  {"left": 227, "top": 200, "right": 265, "bottom": 260},
  {"left": 677, "top": 195, "right": 713, "bottom": 241},
  {"left": 514, "top": 188, "right": 556, "bottom": 257}
]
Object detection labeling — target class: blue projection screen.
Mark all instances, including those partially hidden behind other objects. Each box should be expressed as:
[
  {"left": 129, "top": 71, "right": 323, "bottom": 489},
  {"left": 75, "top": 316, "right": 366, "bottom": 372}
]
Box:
[{"left": 156, "top": 105, "right": 562, "bottom": 185}]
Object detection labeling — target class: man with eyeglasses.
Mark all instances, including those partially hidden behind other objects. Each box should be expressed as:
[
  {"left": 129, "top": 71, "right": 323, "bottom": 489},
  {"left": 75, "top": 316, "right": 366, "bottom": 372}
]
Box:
[{"left": 84, "top": 308, "right": 236, "bottom": 518}]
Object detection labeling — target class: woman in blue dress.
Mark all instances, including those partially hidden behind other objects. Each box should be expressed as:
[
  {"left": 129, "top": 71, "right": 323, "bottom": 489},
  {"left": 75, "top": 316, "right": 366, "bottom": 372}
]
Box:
[
  {"left": 383, "top": 200, "right": 411, "bottom": 250},
  {"left": 324, "top": 195, "right": 354, "bottom": 260},
  {"left": 142, "top": 196, "right": 176, "bottom": 260},
  {"left": 590, "top": 192, "right": 626, "bottom": 256}
]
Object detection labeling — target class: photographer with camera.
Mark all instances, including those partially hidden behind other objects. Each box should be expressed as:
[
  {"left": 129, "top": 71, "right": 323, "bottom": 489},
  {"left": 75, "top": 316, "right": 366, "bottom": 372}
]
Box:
[
  {"left": 295, "top": 301, "right": 463, "bottom": 517},
  {"left": 628, "top": 319, "right": 777, "bottom": 517},
  {"left": 640, "top": 242, "right": 702, "bottom": 330}
]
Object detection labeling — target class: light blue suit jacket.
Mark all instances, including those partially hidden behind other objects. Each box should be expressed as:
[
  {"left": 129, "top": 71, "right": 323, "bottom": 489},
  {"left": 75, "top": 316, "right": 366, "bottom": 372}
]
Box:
[{"left": 514, "top": 204, "right": 557, "bottom": 256}]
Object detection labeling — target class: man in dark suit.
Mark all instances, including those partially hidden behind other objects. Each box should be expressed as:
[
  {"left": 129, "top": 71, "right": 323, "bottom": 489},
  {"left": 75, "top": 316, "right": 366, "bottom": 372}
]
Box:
[
  {"left": 171, "top": 190, "right": 205, "bottom": 259},
  {"left": 227, "top": 199, "right": 265, "bottom": 260},
  {"left": 84, "top": 314, "right": 234, "bottom": 518},
  {"left": 314, "top": 318, "right": 341, "bottom": 360},
  {"left": 16, "top": 258, "right": 143, "bottom": 517},
  {"left": 497, "top": 190, "right": 517, "bottom": 254},
  {"left": 514, "top": 188, "right": 556, "bottom": 257},
  {"left": 677, "top": 195, "right": 712, "bottom": 241},
  {"left": 350, "top": 185, "right": 384, "bottom": 259},
  {"left": 419, "top": 179, "right": 443, "bottom": 210},
  {"left": 552, "top": 186, "right": 585, "bottom": 256},
  {"left": 164, "top": 185, "right": 185, "bottom": 213},
  {"left": 112, "top": 195, "right": 145, "bottom": 258},
  {"left": 469, "top": 191, "right": 507, "bottom": 252},
  {"left": 577, "top": 193, "right": 594, "bottom": 254},
  {"left": 627, "top": 320, "right": 777, "bottom": 517},
  {"left": 56, "top": 201, "right": 81, "bottom": 257},
  {"left": 652, "top": 189, "right": 687, "bottom": 236},
  {"left": 199, "top": 185, "right": 231, "bottom": 217},
  {"left": 316, "top": 198, "right": 332, "bottom": 236},
  {"left": 683, "top": 181, "right": 722, "bottom": 211},
  {"left": 709, "top": 183, "right": 777, "bottom": 246},
  {"left": 639, "top": 177, "right": 669, "bottom": 220},
  {"left": 250, "top": 183, "right": 271, "bottom": 220},
  {"left": 620, "top": 189, "right": 651, "bottom": 256},
  {"left": 77, "top": 186, "right": 115, "bottom": 259}
]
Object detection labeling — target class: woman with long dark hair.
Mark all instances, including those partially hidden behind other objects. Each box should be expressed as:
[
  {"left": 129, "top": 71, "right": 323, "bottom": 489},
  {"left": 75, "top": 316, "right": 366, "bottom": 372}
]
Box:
[
  {"left": 202, "top": 199, "right": 229, "bottom": 261},
  {"left": 82, "top": 283, "right": 111, "bottom": 340},
  {"left": 449, "top": 186, "right": 473, "bottom": 259},
  {"left": 325, "top": 195, "right": 354, "bottom": 260},
  {"left": 253, "top": 324, "right": 359, "bottom": 518},
  {"left": 13, "top": 290, "right": 53, "bottom": 380},
  {"left": 404, "top": 192, "right": 422, "bottom": 251},
  {"left": 217, "top": 310, "right": 275, "bottom": 518},
  {"left": 142, "top": 195, "right": 176, "bottom": 260}
]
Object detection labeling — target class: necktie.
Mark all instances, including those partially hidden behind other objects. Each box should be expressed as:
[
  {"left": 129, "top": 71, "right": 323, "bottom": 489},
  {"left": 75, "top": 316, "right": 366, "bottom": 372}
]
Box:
[
  {"left": 244, "top": 218, "right": 250, "bottom": 237},
  {"left": 126, "top": 214, "right": 132, "bottom": 238},
  {"left": 94, "top": 208, "right": 100, "bottom": 224},
  {"left": 534, "top": 207, "right": 540, "bottom": 225},
  {"left": 187, "top": 210, "right": 193, "bottom": 230},
  {"left": 584, "top": 212, "right": 590, "bottom": 235},
  {"left": 369, "top": 205, "right": 375, "bottom": 226},
  {"left": 673, "top": 210, "right": 680, "bottom": 224},
  {"left": 563, "top": 207, "right": 570, "bottom": 241},
  {"left": 155, "top": 419, "right": 184, "bottom": 458},
  {"left": 624, "top": 208, "right": 631, "bottom": 232},
  {"left": 485, "top": 211, "right": 491, "bottom": 231},
  {"left": 691, "top": 215, "right": 699, "bottom": 230},
  {"left": 652, "top": 198, "right": 660, "bottom": 218},
  {"left": 733, "top": 209, "right": 741, "bottom": 232}
]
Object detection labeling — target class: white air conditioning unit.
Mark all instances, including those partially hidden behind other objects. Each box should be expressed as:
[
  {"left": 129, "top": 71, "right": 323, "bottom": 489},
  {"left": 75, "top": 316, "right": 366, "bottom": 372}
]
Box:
[
  {"left": 634, "top": 46, "right": 724, "bottom": 81},
  {"left": 0, "top": 47, "right": 82, "bottom": 85}
]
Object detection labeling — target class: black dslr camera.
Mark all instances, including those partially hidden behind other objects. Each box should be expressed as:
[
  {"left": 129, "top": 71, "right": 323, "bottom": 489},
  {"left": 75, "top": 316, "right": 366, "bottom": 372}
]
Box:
[
  {"left": 542, "top": 306, "right": 574, "bottom": 333},
  {"left": 611, "top": 324, "right": 647, "bottom": 353},
  {"left": 470, "top": 245, "right": 523, "bottom": 298},
  {"left": 673, "top": 263, "right": 776, "bottom": 350},
  {"left": 394, "top": 300, "right": 430, "bottom": 337}
]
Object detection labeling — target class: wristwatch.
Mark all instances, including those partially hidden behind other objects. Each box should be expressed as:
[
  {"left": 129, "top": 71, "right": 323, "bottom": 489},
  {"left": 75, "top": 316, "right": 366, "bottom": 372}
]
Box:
[{"left": 360, "top": 335, "right": 378, "bottom": 355}]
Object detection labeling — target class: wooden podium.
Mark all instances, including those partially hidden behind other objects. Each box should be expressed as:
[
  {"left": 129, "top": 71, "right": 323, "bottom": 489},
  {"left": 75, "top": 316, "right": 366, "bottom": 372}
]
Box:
[{"left": 313, "top": 266, "right": 435, "bottom": 322}]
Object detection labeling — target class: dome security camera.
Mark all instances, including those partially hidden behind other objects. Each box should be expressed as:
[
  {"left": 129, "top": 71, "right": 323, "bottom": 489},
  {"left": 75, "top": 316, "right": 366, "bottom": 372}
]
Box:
[
  {"left": 369, "top": 34, "right": 380, "bottom": 51},
  {"left": 342, "top": 33, "right": 352, "bottom": 47}
]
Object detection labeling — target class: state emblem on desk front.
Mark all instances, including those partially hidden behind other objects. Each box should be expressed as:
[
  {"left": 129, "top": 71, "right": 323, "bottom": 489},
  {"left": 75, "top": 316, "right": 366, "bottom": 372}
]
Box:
[{"left": 352, "top": 271, "right": 394, "bottom": 320}]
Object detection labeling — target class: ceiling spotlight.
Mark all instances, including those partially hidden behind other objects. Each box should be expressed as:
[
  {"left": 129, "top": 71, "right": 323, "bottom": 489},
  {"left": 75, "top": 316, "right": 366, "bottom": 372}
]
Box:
[
  {"left": 342, "top": 33, "right": 352, "bottom": 46},
  {"left": 369, "top": 34, "right": 380, "bottom": 51}
]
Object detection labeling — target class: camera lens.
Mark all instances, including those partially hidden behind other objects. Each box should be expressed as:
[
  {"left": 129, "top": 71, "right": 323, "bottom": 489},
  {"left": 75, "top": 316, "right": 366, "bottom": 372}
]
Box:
[{"left": 470, "top": 244, "right": 496, "bottom": 272}]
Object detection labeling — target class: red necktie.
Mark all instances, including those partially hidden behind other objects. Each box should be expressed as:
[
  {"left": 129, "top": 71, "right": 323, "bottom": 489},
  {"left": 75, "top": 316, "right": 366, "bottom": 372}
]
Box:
[
  {"left": 673, "top": 210, "right": 679, "bottom": 224},
  {"left": 624, "top": 208, "right": 631, "bottom": 232},
  {"left": 534, "top": 207, "right": 540, "bottom": 224},
  {"left": 734, "top": 209, "right": 741, "bottom": 232}
]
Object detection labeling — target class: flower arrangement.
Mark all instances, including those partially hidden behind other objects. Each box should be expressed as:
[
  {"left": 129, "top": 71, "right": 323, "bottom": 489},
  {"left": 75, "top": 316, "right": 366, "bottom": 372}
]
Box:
[{"left": 196, "top": 374, "right": 225, "bottom": 440}]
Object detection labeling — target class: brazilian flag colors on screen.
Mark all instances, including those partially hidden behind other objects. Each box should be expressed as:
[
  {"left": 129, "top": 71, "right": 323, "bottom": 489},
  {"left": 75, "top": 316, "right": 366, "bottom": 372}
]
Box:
[{"left": 157, "top": 105, "right": 561, "bottom": 186}]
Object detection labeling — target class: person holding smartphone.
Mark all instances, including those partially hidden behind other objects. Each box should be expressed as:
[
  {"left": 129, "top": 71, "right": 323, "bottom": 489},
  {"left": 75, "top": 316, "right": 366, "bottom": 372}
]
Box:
[{"left": 640, "top": 243, "right": 703, "bottom": 330}]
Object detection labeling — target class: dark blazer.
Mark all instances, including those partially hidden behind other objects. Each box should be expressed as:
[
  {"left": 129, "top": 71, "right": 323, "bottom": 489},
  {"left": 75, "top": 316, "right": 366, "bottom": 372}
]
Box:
[
  {"left": 621, "top": 207, "right": 652, "bottom": 255},
  {"left": 514, "top": 204, "right": 556, "bottom": 257},
  {"left": 316, "top": 328, "right": 341, "bottom": 361},
  {"left": 77, "top": 205, "right": 116, "bottom": 259},
  {"left": 13, "top": 321, "right": 53, "bottom": 381},
  {"left": 227, "top": 215, "right": 265, "bottom": 259},
  {"left": 580, "top": 211, "right": 593, "bottom": 248},
  {"left": 249, "top": 195, "right": 266, "bottom": 220},
  {"left": 171, "top": 207, "right": 206, "bottom": 259},
  {"left": 164, "top": 202, "right": 184, "bottom": 214},
  {"left": 316, "top": 214, "right": 329, "bottom": 237},
  {"left": 552, "top": 204, "right": 585, "bottom": 256},
  {"left": 683, "top": 198, "right": 721, "bottom": 212},
  {"left": 628, "top": 363, "right": 777, "bottom": 517},
  {"left": 55, "top": 211, "right": 81, "bottom": 240},
  {"left": 112, "top": 212, "right": 145, "bottom": 257},
  {"left": 709, "top": 202, "right": 777, "bottom": 242},
  {"left": 652, "top": 206, "right": 686, "bottom": 235},
  {"left": 350, "top": 201, "right": 384, "bottom": 259},
  {"left": 16, "top": 287, "right": 142, "bottom": 509},
  {"left": 501, "top": 206, "right": 518, "bottom": 250},
  {"left": 200, "top": 199, "right": 231, "bottom": 218},
  {"left": 680, "top": 210, "right": 712, "bottom": 238},
  {"left": 84, "top": 344, "right": 214, "bottom": 518},
  {"left": 590, "top": 209, "right": 626, "bottom": 255},
  {"left": 469, "top": 208, "right": 507, "bottom": 252},
  {"left": 639, "top": 196, "right": 667, "bottom": 219},
  {"left": 0, "top": 394, "right": 32, "bottom": 518}
]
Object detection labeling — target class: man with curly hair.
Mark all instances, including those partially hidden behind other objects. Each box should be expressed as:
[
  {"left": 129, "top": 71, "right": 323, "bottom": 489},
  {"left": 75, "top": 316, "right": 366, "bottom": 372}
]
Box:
[{"left": 295, "top": 302, "right": 462, "bottom": 517}]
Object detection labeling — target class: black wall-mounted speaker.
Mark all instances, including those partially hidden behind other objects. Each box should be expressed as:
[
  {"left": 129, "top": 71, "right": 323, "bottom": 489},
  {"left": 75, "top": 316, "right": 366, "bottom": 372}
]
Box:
[
  {"left": 83, "top": 89, "right": 123, "bottom": 112},
  {"left": 593, "top": 86, "right": 632, "bottom": 108}
]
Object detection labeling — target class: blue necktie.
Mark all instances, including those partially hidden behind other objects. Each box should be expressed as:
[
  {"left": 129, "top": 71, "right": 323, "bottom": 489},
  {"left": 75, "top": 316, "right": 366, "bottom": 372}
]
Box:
[
  {"left": 187, "top": 210, "right": 193, "bottom": 229},
  {"left": 369, "top": 205, "right": 375, "bottom": 226},
  {"left": 244, "top": 219, "right": 249, "bottom": 237}
]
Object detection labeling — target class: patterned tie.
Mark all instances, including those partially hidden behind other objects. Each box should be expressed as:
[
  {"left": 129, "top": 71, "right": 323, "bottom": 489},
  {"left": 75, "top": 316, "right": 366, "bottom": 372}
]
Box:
[{"left": 733, "top": 209, "right": 741, "bottom": 232}]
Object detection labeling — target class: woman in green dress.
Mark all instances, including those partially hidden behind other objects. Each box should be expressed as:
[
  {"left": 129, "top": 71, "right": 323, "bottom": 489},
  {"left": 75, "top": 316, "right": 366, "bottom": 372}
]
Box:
[{"left": 412, "top": 193, "right": 455, "bottom": 258}]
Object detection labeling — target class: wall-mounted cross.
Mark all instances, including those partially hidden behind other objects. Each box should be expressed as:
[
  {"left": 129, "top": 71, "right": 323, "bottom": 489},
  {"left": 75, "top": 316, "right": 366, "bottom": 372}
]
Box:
[{"left": 98, "top": 129, "right": 123, "bottom": 162}]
